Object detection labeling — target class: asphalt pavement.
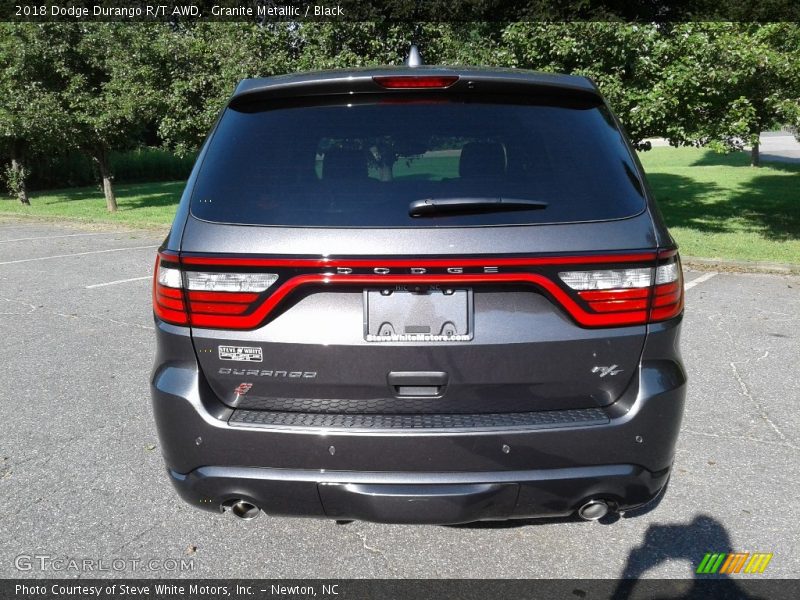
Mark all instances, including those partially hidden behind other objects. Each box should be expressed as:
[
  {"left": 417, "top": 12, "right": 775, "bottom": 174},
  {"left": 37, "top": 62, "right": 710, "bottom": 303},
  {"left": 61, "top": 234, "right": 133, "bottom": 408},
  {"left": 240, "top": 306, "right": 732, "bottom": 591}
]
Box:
[{"left": 0, "top": 218, "right": 797, "bottom": 579}]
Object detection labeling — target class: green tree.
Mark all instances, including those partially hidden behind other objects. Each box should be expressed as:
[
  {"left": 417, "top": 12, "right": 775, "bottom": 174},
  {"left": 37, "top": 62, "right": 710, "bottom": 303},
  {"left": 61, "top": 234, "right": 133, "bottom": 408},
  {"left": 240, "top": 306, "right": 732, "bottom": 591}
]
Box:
[
  {"left": 154, "top": 22, "right": 294, "bottom": 155},
  {"left": 0, "top": 24, "right": 68, "bottom": 204},
  {"left": 653, "top": 23, "right": 800, "bottom": 166},
  {"left": 292, "top": 22, "right": 455, "bottom": 69},
  {"left": 50, "top": 23, "right": 164, "bottom": 211},
  {"left": 501, "top": 22, "right": 665, "bottom": 147}
]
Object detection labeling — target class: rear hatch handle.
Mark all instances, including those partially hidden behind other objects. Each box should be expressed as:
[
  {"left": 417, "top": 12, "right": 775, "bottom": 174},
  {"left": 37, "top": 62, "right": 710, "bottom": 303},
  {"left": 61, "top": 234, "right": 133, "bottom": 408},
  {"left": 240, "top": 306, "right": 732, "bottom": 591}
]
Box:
[{"left": 387, "top": 371, "right": 448, "bottom": 398}]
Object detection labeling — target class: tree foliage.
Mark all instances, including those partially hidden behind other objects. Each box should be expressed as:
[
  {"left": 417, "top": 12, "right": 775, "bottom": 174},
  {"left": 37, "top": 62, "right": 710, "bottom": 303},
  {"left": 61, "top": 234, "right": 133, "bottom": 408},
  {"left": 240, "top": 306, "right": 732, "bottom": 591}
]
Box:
[
  {"left": 53, "top": 24, "right": 165, "bottom": 210},
  {"left": 0, "top": 24, "right": 69, "bottom": 203},
  {"left": 502, "top": 23, "right": 667, "bottom": 147},
  {"left": 651, "top": 23, "right": 800, "bottom": 164},
  {"left": 1, "top": 23, "right": 165, "bottom": 210},
  {"left": 153, "top": 23, "right": 294, "bottom": 155},
  {"left": 2, "top": 21, "right": 799, "bottom": 206}
]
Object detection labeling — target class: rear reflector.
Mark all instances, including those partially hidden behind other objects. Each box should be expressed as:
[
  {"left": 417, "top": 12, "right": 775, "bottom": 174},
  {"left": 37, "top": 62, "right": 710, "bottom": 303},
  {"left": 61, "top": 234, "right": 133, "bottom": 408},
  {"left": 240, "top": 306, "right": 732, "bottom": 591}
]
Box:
[{"left": 373, "top": 75, "right": 459, "bottom": 89}]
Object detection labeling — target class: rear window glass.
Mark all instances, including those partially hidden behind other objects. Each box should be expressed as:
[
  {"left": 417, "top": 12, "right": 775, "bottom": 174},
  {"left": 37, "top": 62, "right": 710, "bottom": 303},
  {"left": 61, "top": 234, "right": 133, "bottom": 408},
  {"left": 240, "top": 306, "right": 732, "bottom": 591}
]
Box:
[{"left": 190, "top": 98, "right": 645, "bottom": 227}]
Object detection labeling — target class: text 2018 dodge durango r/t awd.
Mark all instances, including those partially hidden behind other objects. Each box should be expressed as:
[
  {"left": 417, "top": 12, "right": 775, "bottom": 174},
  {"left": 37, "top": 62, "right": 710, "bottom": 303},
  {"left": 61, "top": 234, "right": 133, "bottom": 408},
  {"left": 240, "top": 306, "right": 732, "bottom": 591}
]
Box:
[{"left": 150, "top": 60, "right": 686, "bottom": 524}]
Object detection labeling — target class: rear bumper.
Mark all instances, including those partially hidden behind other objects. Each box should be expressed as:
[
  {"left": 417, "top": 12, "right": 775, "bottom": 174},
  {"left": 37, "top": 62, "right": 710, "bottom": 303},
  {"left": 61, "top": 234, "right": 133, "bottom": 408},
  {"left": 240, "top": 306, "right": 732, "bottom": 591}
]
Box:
[
  {"left": 168, "top": 463, "right": 669, "bottom": 524},
  {"left": 151, "top": 320, "right": 685, "bottom": 523}
]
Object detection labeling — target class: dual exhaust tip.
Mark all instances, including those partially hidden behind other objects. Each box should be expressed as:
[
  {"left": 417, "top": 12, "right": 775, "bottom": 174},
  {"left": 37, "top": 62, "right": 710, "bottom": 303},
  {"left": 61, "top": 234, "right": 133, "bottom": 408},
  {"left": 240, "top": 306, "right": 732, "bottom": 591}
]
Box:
[
  {"left": 577, "top": 499, "right": 610, "bottom": 521},
  {"left": 229, "top": 499, "right": 260, "bottom": 520}
]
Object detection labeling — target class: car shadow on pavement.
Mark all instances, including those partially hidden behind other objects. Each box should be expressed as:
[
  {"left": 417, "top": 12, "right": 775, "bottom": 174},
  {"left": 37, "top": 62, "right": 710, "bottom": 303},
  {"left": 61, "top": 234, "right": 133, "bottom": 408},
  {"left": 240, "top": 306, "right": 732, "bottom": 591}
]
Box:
[
  {"left": 609, "top": 514, "right": 771, "bottom": 599},
  {"left": 451, "top": 491, "right": 772, "bottom": 598}
]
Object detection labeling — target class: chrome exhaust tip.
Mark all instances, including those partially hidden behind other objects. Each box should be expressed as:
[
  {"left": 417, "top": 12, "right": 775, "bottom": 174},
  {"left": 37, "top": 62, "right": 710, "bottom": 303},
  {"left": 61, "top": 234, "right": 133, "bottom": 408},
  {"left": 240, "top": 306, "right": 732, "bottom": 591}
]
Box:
[
  {"left": 230, "top": 500, "right": 260, "bottom": 520},
  {"left": 578, "top": 499, "right": 609, "bottom": 521}
]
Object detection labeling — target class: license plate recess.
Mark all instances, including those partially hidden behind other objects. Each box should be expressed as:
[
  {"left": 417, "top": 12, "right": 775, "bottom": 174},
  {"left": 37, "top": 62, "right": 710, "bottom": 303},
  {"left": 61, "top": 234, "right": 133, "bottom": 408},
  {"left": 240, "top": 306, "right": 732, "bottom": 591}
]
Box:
[{"left": 364, "top": 288, "right": 473, "bottom": 342}]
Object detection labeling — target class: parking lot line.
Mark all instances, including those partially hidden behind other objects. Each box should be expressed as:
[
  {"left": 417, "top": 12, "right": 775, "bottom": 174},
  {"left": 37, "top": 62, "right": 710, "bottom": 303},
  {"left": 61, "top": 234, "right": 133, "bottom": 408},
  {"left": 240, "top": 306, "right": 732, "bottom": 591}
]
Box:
[
  {"left": 85, "top": 275, "right": 151, "bottom": 289},
  {"left": 685, "top": 272, "right": 717, "bottom": 290},
  {"left": 0, "top": 244, "right": 158, "bottom": 266},
  {"left": 0, "top": 231, "right": 133, "bottom": 243}
]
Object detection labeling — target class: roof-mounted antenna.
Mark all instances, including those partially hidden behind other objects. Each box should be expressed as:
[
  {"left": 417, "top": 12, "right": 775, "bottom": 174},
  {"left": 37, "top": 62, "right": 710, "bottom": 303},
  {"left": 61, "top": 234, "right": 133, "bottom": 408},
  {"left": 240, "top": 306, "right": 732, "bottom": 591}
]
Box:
[{"left": 405, "top": 45, "right": 422, "bottom": 68}]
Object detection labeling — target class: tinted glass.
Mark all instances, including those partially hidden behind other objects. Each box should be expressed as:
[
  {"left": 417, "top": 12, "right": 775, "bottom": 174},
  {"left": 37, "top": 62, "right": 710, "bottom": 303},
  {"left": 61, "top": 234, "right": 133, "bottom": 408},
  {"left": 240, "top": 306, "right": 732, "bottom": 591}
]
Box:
[{"left": 190, "top": 99, "right": 645, "bottom": 227}]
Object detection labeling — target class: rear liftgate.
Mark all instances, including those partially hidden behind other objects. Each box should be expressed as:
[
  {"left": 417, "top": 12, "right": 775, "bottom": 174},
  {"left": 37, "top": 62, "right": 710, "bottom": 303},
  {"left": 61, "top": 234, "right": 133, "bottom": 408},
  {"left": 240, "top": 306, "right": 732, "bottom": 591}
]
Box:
[{"left": 153, "top": 250, "right": 681, "bottom": 415}]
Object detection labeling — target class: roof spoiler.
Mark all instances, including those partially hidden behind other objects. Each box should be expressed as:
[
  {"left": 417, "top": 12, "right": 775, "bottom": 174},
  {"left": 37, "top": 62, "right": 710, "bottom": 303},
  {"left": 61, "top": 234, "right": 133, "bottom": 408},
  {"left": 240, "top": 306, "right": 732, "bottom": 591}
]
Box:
[{"left": 228, "top": 69, "right": 602, "bottom": 110}]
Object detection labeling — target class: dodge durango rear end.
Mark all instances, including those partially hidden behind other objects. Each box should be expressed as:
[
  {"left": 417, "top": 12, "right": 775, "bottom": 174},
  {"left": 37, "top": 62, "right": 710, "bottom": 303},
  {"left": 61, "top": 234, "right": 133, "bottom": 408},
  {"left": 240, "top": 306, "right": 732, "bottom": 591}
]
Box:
[{"left": 150, "top": 59, "right": 686, "bottom": 525}]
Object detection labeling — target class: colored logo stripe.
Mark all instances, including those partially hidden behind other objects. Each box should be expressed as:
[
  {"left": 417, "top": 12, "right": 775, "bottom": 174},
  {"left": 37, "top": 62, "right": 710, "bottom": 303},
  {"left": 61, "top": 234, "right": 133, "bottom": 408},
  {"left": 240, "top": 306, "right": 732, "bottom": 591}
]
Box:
[
  {"left": 719, "top": 553, "right": 749, "bottom": 574},
  {"left": 697, "top": 552, "right": 773, "bottom": 574},
  {"left": 697, "top": 553, "right": 726, "bottom": 574},
  {"left": 744, "top": 553, "right": 773, "bottom": 573}
]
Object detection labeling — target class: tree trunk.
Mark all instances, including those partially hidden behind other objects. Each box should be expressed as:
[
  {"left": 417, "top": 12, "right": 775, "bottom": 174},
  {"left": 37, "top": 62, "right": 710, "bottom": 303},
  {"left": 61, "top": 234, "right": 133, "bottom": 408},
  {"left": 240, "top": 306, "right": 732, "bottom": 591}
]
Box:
[
  {"left": 9, "top": 141, "right": 30, "bottom": 205},
  {"left": 750, "top": 140, "right": 760, "bottom": 167},
  {"left": 93, "top": 148, "right": 118, "bottom": 212}
]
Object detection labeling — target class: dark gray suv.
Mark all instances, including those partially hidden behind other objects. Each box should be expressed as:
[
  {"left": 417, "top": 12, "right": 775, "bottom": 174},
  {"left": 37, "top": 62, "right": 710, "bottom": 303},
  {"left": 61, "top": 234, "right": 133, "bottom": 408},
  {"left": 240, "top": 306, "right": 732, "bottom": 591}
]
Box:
[{"left": 151, "top": 62, "right": 686, "bottom": 524}]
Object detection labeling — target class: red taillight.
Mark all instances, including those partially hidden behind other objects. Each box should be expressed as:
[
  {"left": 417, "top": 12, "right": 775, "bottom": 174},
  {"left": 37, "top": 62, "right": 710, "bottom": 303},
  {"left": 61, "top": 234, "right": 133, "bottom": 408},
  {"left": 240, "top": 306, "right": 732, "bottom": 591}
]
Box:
[
  {"left": 650, "top": 253, "right": 684, "bottom": 322},
  {"left": 578, "top": 288, "right": 650, "bottom": 314},
  {"left": 152, "top": 253, "right": 188, "bottom": 325},
  {"left": 560, "top": 250, "right": 684, "bottom": 326},
  {"left": 152, "top": 250, "right": 684, "bottom": 331},
  {"left": 152, "top": 252, "right": 277, "bottom": 328},
  {"left": 373, "top": 75, "right": 459, "bottom": 89}
]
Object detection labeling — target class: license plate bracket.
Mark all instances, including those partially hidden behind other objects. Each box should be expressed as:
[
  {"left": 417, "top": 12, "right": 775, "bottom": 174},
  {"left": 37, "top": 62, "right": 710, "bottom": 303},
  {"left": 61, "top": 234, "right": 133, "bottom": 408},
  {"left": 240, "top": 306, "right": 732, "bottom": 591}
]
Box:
[{"left": 364, "top": 288, "right": 473, "bottom": 342}]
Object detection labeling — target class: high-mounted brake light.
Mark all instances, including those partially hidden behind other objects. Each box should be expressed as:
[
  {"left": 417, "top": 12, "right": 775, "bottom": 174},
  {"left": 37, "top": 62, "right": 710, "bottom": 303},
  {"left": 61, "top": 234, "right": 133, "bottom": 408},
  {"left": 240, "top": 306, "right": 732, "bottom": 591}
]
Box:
[{"left": 373, "top": 75, "right": 459, "bottom": 89}]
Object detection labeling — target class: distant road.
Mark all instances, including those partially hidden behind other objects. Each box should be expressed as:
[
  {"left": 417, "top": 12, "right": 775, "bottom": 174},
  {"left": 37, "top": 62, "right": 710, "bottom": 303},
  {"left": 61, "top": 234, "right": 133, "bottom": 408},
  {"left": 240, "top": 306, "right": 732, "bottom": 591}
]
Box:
[
  {"left": 645, "top": 130, "right": 800, "bottom": 164},
  {"left": 758, "top": 131, "right": 800, "bottom": 163}
]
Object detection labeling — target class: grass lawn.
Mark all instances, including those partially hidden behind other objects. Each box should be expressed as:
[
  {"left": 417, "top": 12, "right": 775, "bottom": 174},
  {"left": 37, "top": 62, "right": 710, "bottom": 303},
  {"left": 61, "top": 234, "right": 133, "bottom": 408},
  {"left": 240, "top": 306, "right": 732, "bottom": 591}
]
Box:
[
  {"left": 0, "top": 181, "right": 184, "bottom": 229},
  {"left": 1, "top": 147, "right": 798, "bottom": 264},
  {"left": 638, "top": 148, "right": 799, "bottom": 264}
]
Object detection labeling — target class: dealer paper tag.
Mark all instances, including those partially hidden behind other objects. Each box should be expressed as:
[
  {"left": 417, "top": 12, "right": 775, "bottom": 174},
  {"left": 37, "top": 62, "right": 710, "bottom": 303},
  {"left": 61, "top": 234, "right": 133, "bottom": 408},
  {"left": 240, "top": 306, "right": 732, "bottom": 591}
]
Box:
[{"left": 218, "top": 345, "right": 263, "bottom": 362}]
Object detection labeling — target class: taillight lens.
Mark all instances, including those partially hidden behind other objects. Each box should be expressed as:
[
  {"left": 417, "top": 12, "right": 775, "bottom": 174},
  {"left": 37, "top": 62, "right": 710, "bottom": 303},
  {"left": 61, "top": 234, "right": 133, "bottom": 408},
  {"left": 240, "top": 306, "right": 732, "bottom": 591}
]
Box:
[
  {"left": 650, "top": 254, "right": 684, "bottom": 322},
  {"left": 152, "top": 254, "right": 188, "bottom": 325},
  {"left": 152, "top": 252, "right": 279, "bottom": 327},
  {"left": 559, "top": 267, "right": 652, "bottom": 290},
  {"left": 558, "top": 252, "right": 683, "bottom": 325},
  {"left": 156, "top": 264, "right": 182, "bottom": 288},
  {"left": 185, "top": 272, "right": 277, "bottom": 293}
]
